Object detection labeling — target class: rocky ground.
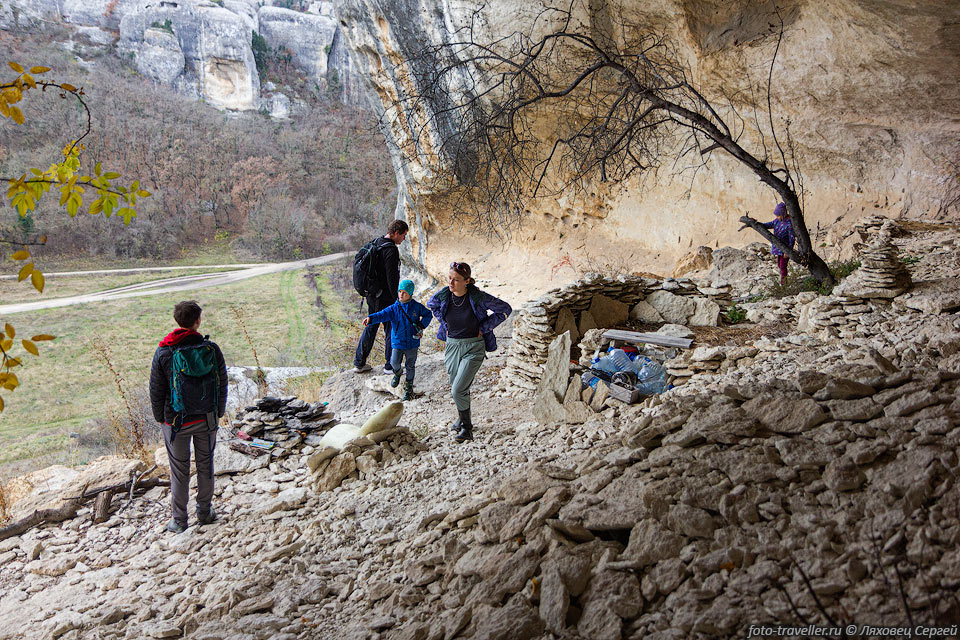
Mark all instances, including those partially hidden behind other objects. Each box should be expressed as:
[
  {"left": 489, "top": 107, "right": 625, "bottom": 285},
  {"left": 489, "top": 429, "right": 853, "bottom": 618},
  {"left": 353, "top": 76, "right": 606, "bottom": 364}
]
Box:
[{"left": 0, "top": 221, "right": 958, "bottom": 640}]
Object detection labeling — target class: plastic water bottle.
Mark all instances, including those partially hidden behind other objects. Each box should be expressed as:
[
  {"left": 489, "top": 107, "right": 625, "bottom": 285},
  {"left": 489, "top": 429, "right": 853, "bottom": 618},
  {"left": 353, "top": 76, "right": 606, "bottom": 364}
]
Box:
[
  {"left": 593, "top": 354, "right": 621, "bottom": 375},
  {"left": 581, "top": 371, "right": 600, "bottom": 389},
  {"left": 607, "top": 348, "right": 633, "bottom": 372},
  {"left": 635, "top": 356, "right": 668, "bottom": 395}
]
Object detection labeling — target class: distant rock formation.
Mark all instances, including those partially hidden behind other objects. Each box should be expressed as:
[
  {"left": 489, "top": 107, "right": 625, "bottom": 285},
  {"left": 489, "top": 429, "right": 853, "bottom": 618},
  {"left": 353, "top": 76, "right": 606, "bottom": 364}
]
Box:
[
  {"left": 119, "top": 2, "right": 261, "bottom": 110},
  {"left": 1, "top": 0, "right": 366, "bottom": 111}
]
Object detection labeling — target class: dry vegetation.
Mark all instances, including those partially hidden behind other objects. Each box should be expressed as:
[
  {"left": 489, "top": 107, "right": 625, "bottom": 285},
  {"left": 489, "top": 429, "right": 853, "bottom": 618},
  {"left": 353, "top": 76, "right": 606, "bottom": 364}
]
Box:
[{"left": 0, "top": 28, "right": 396, "bottom": 263}]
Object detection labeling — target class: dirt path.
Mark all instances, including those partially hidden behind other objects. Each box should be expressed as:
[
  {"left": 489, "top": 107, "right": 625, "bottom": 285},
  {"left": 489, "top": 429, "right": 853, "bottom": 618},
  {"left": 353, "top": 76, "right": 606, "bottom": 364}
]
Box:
[{"left": 0, "top": 253, "right": 350, "bottom": 316}]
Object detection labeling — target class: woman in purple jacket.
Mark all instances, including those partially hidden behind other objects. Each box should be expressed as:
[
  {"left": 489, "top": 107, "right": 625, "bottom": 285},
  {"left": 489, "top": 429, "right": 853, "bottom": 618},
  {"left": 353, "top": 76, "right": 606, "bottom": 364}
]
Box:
[{"left": 427, "top": 262, "right": 512, "bottom": 442}]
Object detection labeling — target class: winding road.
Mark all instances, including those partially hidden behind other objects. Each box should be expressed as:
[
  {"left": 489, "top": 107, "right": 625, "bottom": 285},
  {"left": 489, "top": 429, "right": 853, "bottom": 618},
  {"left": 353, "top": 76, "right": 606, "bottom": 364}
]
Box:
[{"left": 0, "top": 253, "right": 350, "bottom": 315}]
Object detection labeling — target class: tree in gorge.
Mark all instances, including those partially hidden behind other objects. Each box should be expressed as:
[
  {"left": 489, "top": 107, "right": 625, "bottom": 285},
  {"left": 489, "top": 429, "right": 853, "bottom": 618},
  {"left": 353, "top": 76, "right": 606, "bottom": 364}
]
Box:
[{"left": 388, "top": 0, "right": 834, "bottom": 285}]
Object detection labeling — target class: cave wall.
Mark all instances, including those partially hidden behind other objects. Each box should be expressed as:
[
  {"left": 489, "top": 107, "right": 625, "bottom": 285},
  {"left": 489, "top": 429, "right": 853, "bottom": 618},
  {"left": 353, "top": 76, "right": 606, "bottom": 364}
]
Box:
[{"left": 334, "top": 0, "right": 960, "bottom": 294}]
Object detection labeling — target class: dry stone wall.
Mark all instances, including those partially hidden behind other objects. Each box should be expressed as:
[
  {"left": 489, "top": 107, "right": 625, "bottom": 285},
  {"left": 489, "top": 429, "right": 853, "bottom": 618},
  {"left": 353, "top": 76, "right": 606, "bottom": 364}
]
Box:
[{"left": 502, "top": 274, "right": 732, "bottom": 390}]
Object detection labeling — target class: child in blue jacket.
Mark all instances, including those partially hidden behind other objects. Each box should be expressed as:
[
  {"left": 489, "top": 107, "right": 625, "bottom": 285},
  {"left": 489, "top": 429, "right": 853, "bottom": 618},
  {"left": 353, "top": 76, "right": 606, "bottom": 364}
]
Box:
[{"left": 363, "top": 279, "right": 432, "bottom": 400}]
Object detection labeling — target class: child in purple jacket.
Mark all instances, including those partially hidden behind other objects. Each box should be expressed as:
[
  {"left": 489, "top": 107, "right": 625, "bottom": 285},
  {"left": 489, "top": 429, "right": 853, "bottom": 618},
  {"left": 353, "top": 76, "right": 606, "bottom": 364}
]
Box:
[{"left": 762, "top": 202, "right": 796, "bottom": 285}]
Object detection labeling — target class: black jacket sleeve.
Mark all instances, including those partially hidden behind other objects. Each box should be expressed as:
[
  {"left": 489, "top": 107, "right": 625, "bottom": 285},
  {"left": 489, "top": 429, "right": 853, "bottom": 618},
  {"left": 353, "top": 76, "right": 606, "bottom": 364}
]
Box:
[
  {"left": 215, "top": 343, "right": 228, "bottom": 418},
  {"left": 381, "top": 240, "right": 400, "bottom": 301},
  {"left": 149, "top": 348, "right": 167, "bottom": 423}
]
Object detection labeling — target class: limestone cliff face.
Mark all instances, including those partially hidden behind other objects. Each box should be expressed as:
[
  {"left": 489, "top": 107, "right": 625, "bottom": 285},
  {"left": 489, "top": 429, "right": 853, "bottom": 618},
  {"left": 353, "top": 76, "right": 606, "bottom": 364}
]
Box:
[
  {"left": 334, "top": 0, "right": 960, "bottom": 292},
  {"left": 1, "top": 0, "right": 364, "bottom": 111}
]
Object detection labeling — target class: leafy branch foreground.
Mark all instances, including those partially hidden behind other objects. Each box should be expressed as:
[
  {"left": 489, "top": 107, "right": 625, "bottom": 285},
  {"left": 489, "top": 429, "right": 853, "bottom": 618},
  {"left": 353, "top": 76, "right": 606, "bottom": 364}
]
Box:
[{"left": 1, "top": 59, "right": 149, "bottom": 413}]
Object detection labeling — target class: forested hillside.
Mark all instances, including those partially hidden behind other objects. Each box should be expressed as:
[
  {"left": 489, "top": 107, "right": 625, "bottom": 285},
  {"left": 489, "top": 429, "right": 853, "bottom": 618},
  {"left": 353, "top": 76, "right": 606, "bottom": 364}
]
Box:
[{"left": 0, "top": 27, "right": 395, "bottom": 262}]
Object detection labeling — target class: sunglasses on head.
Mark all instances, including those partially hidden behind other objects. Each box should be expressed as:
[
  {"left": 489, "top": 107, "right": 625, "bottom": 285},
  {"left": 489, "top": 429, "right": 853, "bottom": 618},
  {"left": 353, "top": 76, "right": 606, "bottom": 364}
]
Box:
[{"left": 450, "top": 262, "right": 470, "bottom": 277}]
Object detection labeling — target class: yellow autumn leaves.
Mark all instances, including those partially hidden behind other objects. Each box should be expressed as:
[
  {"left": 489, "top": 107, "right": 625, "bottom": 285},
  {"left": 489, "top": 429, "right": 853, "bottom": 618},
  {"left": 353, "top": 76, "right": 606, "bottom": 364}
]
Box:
[
  {"left": 0, "top": 62, "right": 51, "bottom": 125},
  {"left": 2, "top": 60, "right": 149, "bottom": 413},
  {"left": 0, "top": 323, "right": 54, "bottom": 412}
]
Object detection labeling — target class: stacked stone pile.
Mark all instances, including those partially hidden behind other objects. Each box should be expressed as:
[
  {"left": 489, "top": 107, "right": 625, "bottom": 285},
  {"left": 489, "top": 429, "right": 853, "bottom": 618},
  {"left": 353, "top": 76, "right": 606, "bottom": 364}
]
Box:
[
  {"left": 796, "top": 295, "right": 895, "bottom": 338},
  {"left": 853, "top": 215, "right": 901, "bottom": 243},
  {"left": 502, "top": 275, "right": 732, "bottom": 390},
  {"left": 228, "top": 395, "right": 337, "bottom": 459},
  {"left": 387, "top": 366, "right": 960, "bottom": 639},
  {"left": 834, "top": 229, "right": 912, "bottom": 299}
]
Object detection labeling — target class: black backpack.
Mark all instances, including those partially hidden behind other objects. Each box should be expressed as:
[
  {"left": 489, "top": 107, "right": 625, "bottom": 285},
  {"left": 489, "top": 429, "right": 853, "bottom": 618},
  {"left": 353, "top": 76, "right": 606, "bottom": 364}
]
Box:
[{"left": 353, "top": 238, "right": 386, "bottom": 298}]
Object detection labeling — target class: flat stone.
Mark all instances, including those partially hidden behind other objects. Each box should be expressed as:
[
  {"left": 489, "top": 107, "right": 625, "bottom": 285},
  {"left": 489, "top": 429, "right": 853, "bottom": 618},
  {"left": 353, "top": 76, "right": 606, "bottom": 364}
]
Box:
[
  {"left": 774, "top": 438, "right": 834, "bottom": 469},
  {"left": 825, "top": 397, "right": 883, "bottom": 422},
  {"left": 885, "top": 390, "right": 938, "bottom": 417},
  {"left": 656, "top": 323, "right": 695, "bottom": 339},
  {"left": 149, "top": 623, "right": 182, "bottom": 638},
  {"left": 742, "top": 392, "right": 827, "bottom": 434},
  {"left": 622, "top": 519, "right": 684, "bottom": 567},
  {"left": 816, "top": 378, "right": 876, "bottom": 400},
  {"left": 533, "top": 332, "right": 572, "bottom": 426}
]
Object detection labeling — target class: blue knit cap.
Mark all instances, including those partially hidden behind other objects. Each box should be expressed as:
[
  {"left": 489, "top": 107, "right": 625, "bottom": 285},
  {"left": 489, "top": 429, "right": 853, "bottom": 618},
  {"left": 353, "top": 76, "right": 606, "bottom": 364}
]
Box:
[
  {"left": 774, "top": 202, "right": 787, "bottom": 217},
  {"left": 398, "top": 279, "right": 415, "bottom": 295}
]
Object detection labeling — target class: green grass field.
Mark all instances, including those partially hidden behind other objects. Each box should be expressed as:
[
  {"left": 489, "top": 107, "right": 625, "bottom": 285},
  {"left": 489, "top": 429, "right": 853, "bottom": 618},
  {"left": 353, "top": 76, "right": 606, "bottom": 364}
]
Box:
[{"left": 0, "top": 259, "right": 358, "bottom": 477}]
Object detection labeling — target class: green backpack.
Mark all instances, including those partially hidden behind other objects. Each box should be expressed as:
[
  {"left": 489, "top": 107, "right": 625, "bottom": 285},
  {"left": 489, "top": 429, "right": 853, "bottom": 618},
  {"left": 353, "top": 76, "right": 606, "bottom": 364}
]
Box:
[{"left": 169, "top": 341, "right": 220, "bottom": 429}]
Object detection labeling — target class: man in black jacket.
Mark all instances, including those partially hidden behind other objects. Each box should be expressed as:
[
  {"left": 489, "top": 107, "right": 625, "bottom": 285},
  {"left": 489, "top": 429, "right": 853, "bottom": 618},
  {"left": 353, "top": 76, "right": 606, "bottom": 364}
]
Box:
[
  {"left": 353, "top": 219, "right": 408, "bottom": 373},
  {"left": 149, "top": 300, "right": 228, "bottom": 533}
]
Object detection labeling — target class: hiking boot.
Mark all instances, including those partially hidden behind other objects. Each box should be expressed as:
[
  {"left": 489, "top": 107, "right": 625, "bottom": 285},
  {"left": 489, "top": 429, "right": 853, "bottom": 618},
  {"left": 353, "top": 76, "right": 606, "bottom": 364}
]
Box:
[
  {"left": 402, "top": 380, "right": 414, "bottom": 401},
  {"left": 165, "top": 519, "right": 187, "bottom": 534},
  {"left": 454, "top": 408, "right": 473, "bottom": 442},
  {"left": 197, "top": 507, "right": 217, "bottom": 525},
  {"left": 391, "top": 371, "right": 402, "bottom": 388},
  {"left": 353, "top": 363, "right": 372, "bottom": 373}
]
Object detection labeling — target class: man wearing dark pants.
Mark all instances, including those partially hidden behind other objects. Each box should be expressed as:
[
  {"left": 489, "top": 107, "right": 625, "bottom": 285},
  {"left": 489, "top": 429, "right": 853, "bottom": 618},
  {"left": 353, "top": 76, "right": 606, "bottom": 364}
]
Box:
[
  {"left": 354, "top": 219, "right": 408, "bottom": 373},
  {"left": 149, "top": 300, "right": 228, "bottom": 533}
]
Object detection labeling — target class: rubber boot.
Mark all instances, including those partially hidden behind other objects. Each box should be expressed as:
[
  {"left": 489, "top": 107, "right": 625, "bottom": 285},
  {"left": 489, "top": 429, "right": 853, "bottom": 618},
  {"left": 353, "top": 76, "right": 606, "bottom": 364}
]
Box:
[
  {"left": 402, "top": 379, "right": 414, "bottom": 401},
  {"left": 454, "top": 408, "right": 473, "bottom": 442},
  {"left": 391, "top": 370, "right": 402, "bottom": 388}
]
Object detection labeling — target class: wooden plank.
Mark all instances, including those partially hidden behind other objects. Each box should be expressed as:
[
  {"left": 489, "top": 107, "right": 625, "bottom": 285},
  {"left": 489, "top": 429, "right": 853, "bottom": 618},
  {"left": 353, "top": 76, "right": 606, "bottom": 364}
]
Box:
[{"left": 602, "top": 329, "right": 693, "bottom": 349}]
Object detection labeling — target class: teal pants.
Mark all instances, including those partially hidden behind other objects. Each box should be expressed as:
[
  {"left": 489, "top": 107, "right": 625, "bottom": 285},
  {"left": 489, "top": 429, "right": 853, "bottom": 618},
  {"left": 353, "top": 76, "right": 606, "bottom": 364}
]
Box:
[{"left": 444, "top": 337, "right": 485, "bottom": 411}]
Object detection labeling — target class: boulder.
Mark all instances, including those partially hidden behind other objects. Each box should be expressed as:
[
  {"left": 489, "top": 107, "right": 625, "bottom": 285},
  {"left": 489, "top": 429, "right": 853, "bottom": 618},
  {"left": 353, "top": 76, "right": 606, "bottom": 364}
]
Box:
[
  {"left": 687, "top": 297, "right": 720, "bottom": 326},
  {"left": 645, "top": 290, "right": 696, "bottom": 325},
  {"left": 315, "top": 452, "right": 356, "bottom": 491},
  {"left": 672, "top": 246, "right": 713, "bottom": 277},
  {"left": 741, "top": 392, "right": 827, "bottom": 434},
  {"left": 213, "top": 439, "right": 270, "bottom": 475},
  {"left": 630, "top": 300, "right": 664, "bottom": 323}
]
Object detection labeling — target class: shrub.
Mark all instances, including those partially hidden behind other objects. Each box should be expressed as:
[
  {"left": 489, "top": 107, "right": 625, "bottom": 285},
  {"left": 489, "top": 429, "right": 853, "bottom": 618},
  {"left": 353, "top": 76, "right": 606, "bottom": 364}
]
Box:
[
  {"left": 762, "top": 259, "right": 862, "bottom": 299},
  {"left": 150, "top": 19, "right": 174, "bottom": 34},
  {"left": 724, "top": 304, "right": 747, "bottom": 324}
]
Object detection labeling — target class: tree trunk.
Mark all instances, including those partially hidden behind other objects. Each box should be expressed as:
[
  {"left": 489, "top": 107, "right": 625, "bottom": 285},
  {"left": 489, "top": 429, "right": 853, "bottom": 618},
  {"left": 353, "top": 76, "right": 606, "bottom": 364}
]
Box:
[
  {"left": 92, "top": 492, "right": 112, "bottom": 524},
  {"left": 0, "top": 501, "right": 80, "bottom": 541}
]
